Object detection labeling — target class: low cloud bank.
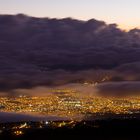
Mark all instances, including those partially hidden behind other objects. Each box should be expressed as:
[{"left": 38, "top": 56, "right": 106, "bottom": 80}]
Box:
[
  {"left": 0, "top": 112, "right": 67, "bottom": 122},
  {"left": 0, "top": 14, "right": 140, "bottom": 96}
]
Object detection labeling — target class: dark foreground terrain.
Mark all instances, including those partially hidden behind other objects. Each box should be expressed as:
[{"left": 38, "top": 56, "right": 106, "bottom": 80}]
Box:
[{"left": 0, "top": 119, "right": 140, "bottom": 140}]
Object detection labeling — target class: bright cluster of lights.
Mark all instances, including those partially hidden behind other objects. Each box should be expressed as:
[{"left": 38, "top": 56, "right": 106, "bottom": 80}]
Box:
[{"left": 0, "top": 90, "right": 140, "bottom": 119}]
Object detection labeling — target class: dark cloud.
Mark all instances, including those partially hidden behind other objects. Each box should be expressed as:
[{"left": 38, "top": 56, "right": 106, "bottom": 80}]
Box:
[
  {"left": 0, "top": 14, "right": 140, "bottom": 95},
  {"left": 97, "top": 81, "right": 140, "bottom": 96}
]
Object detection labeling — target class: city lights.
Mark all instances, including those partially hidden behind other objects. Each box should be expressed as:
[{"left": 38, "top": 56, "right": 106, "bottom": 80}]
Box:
[{"left": 0, "top": 90, "right": 140, "bottom": 119}]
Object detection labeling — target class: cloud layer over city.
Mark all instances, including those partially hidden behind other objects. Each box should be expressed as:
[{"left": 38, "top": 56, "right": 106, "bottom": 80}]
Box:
[{"left": 1, "top": 14, "right": 140, "bottom": 96}]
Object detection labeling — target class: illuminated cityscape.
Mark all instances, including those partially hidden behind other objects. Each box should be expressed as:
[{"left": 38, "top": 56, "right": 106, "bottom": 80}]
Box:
[
  {"left": 1, "top": 89, "right": 140, "bottom": 138},
  {"left": 0, "top": 89, "right": 140, "bottom": 120},
  {"left": 1, "top": 0, "right": 140, "bottom": 139}
]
